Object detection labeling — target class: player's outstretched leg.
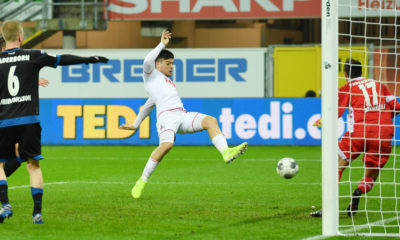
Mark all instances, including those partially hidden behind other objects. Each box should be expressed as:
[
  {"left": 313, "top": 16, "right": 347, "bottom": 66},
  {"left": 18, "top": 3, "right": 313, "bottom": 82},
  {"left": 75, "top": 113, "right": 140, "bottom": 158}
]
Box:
[
  {"left": 347, "top": 188, "right": 362, "bottom": 216},
  {"left": 202, "top": 116, "right": 248, "bottom": 163},
  {"left": 131, "top": 143, "right": 172, "bottom": 199},
  {"left": 131, "top": 178, "right": 147, "bottom": 199},
  {"left": 222, "top": 142, "right": 248, "bottom": 164}
]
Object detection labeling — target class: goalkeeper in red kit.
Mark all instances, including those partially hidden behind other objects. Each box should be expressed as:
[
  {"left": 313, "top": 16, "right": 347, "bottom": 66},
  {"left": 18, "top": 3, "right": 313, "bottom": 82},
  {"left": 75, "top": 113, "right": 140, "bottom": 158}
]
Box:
[{"left": 311, "top": 58, "right": 400, "bottom": 217}]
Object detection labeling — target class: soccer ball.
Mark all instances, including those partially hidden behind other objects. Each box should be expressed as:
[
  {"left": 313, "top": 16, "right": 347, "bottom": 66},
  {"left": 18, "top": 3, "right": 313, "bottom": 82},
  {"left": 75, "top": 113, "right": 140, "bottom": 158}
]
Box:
[{"left": 276, "top": 157, "right": 299, "bottom": 179}]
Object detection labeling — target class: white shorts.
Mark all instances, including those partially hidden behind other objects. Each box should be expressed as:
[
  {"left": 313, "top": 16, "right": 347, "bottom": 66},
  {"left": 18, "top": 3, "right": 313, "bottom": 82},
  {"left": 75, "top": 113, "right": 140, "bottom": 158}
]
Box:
[{"left": 157, "top": 109, "right": 207, "bottom": 144}]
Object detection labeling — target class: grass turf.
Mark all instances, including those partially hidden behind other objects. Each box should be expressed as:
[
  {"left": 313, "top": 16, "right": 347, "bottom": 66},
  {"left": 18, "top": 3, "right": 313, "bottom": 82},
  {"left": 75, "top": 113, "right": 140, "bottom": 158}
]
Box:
[{"left": 1, "top": 146, "right": 399, "bottom": 239}]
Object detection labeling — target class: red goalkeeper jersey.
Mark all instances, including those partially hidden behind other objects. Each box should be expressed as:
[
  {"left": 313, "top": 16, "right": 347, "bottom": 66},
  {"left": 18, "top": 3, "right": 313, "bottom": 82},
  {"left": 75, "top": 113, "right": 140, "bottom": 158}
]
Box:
[{"left": 338, "top": 77, "right": 400, "bottom": 136}]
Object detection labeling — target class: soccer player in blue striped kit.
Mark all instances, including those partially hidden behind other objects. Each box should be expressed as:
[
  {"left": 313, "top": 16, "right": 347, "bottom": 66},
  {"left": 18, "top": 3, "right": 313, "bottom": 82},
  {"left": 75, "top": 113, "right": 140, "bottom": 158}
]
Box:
[
  {"left": 0, "top": 34, "right": 49, "bottom": 178},
  {"left": 0, "top": 20, "right": 108, "bottom": 224}
]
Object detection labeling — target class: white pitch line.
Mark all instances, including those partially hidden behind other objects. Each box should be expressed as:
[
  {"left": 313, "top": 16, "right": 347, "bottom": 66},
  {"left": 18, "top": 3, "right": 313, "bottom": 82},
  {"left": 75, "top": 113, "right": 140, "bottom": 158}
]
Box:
[
  {"left": 301, "top": 216, "right": 400, "bottom": 240},
  {"left": 45, "top": 156, "right": 321, "bottom": 162},
  {"left": 340, "top": 216, "right": 400, "bottom": 234},
  {"left": 14, "top": 181, "right": 398, "bottom": 239},
  {"left": 300, "top": 235, "right": 329, "bottom": 240},
  {"left": 7, "top": 180, "right": 321, "bottom": 190},
  {"left": 9, "top": 181, "right": 70, "bottom": 190}
]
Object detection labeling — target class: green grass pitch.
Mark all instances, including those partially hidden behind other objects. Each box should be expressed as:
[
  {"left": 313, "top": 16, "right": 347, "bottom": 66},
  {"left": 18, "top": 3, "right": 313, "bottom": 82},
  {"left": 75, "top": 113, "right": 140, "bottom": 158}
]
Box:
[{"left": 1, "top": 146, "right": 399, "bottom": 239}]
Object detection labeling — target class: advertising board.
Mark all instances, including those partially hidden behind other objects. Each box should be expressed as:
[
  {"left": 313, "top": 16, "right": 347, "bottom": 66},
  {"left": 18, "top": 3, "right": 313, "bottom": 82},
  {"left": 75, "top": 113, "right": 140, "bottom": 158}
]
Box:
[{"left": 39, "top": 49, "right": 266, "bottom": 98}]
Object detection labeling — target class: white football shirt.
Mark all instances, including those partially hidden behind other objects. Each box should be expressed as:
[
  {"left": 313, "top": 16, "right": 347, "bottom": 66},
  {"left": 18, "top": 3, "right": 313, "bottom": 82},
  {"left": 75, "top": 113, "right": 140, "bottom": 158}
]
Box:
[{"left": 142, "top": 42, "right": 183, "bottom": 116}]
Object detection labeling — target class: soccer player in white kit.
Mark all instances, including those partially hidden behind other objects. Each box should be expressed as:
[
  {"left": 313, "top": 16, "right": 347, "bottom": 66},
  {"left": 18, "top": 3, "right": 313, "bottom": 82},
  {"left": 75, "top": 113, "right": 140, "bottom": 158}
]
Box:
[{"left": 120, "top": 31, "right": 248, "bottom": 199}]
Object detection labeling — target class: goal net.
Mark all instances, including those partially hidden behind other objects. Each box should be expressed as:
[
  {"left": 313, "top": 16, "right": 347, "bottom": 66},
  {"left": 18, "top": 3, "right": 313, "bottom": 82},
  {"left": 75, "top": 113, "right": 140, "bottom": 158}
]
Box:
[{"left": 323, "top": 0, "right": 400, "bottom": 237}]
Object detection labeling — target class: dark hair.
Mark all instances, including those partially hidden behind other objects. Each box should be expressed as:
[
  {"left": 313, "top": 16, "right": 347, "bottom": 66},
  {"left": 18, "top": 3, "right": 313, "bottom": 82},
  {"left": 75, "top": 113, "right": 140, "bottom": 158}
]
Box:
[
  {"left": 344, "top": 58, "right": 362, "bottom": 79},
  {"left": 156, "top": 49, "right": 174, "bottom": 62},
  {"left": 305, "top": 90, "right": 317, "bottom": 97}
]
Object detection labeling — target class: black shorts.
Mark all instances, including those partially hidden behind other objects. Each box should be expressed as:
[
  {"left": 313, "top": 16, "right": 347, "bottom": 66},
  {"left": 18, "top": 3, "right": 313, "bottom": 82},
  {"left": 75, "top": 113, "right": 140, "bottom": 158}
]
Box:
[{"left": 0, "top": 123, "right": 43, "bottom": 162}]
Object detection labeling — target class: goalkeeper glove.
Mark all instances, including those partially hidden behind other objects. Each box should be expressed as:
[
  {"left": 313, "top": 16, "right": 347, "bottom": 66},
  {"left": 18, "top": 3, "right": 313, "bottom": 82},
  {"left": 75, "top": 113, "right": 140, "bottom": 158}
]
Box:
[{"left": 313, "top": 119, "right": 322, "bottom": 128}]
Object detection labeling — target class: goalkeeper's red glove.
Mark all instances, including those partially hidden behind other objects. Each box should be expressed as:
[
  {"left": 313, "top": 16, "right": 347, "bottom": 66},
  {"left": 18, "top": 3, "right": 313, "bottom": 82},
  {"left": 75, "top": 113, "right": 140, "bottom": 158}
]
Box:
[{"left": 313, "top": 119, "right": 322, "bottom": 128}]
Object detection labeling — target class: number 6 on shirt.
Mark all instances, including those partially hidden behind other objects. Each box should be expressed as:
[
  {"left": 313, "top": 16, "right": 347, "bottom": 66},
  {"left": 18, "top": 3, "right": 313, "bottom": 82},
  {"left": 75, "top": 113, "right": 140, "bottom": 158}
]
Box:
[{"left": 7, "top": 65, "right": 19, "bottom": 96}]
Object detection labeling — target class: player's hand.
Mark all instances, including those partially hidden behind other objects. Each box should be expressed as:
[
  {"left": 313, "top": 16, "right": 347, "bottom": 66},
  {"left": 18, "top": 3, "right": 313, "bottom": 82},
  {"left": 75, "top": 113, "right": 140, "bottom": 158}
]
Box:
[
  {"left": 119, "top": 124, "right": 137, "bottom": 131},
  {"left": 161, "top": 30, "right": 172, "bottom": 46},
  {"left": 38, "top": 78, "right": 49, "bottom": 87},
  {"left": 313, "top": 119, "right": 322, "bottom": 128},
  {"left": 87, "top": 56, "right": 109, "bottom": 64}
]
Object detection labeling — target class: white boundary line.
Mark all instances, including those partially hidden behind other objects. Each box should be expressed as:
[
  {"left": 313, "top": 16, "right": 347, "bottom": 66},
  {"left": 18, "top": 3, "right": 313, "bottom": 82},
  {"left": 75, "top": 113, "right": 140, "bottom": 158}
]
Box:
[
  {"left": 9, "top": 181, "right": 399, "bottom": 239},
  {"left": 301, "top": 235, "right": 329, "bottom": 240},
  {"left": 9, "top": 182, "right": 70, "bottom": 189},
  {"left": 8, "top": 180, "right": 321, "bottom": 190},
  {"left": 302, "top": 216, "right": 400, "bottom": 240},
  {"left": 45, "top": 156, "right": 323, "bottom": 162}
]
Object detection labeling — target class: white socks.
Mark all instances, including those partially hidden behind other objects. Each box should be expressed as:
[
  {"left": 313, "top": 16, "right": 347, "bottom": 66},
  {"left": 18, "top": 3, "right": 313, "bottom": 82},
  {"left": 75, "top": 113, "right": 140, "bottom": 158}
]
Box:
[
  {"left": 140, "top": 158, "right": 159, "bottom": 182},
  {"left": 140, "top": 135, "right": 227, "bottom": 182},
  {"left": 211, "top": 134, "right": 229, "bottom": 155}
]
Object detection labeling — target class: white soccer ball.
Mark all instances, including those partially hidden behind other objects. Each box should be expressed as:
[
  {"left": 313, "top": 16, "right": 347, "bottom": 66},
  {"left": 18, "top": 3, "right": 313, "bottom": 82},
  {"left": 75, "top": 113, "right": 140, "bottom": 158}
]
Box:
[{"left": 276, "top": 157, "right": 299, "bottom": 179}]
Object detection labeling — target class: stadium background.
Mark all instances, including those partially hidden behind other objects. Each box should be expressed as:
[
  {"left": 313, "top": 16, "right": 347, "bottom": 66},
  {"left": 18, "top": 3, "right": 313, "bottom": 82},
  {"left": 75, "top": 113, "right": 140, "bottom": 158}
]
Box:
[
  {"left": 2, "top": 0, "right": 400, "bottom": 239},
  {"left": 13, "top": 0, "right": 395, "bottom": 146}
]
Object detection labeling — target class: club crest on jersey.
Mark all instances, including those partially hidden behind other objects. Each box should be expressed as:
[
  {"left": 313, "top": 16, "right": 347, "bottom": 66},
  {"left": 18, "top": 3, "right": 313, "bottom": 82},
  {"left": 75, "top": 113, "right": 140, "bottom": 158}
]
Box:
[{"left": 165, "top": 77, "right": 176, "bottom": 87}]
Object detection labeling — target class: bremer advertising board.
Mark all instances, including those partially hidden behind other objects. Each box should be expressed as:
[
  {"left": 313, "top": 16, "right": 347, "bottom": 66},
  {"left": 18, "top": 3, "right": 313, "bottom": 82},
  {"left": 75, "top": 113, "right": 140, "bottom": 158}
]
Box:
[
  {"left": 107, "top": 0, "right": 400, "bottom": 20},
  {"left": 38, "top": 48, "right": 265, "bottom": 98}
]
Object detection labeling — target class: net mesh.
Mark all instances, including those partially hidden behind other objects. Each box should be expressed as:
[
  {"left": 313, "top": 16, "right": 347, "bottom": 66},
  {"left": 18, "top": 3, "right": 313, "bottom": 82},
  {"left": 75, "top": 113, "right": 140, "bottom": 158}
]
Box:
[{"left": 337, "top": 0, "right": 400, "bottom": 236}]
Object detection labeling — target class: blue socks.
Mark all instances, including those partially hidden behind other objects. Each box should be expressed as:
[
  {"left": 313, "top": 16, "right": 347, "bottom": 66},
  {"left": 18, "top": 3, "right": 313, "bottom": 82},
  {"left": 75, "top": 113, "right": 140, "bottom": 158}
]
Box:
[
  {"left": 31, "top": 187, "right": 43, "bottom": 215},
  {"left": 0, "top": 180, "right": 9, "bottom": 205}
]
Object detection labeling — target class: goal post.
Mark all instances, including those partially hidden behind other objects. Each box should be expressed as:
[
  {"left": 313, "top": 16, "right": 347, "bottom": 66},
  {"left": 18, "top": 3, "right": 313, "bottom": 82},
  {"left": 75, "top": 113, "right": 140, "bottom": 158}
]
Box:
[
  {"left": 321, "top": 0, "right": 339, "bottom": 236},
  {"left": 322, "top": 0, "right": 400, "bottom": 237}
]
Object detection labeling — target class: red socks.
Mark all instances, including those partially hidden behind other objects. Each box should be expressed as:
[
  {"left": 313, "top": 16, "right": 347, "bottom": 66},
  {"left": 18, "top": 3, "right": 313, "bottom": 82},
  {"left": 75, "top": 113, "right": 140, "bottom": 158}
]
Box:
[
  {"left": 338, "top": 171, "right": 375, "bottom": 194},
  {"left": 358, "top": 176, "right": 375, "bottom": 194}
]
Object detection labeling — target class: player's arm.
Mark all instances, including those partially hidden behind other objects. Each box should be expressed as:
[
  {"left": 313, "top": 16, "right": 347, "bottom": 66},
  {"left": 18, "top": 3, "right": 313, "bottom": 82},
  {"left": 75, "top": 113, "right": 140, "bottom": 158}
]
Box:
[
  {"left": 338, "top": 85, "right": 350, "bottom": 118},
  {"left": 382, "top": 84, "right": 400, "bottom": 116},
  {"left": 58, "top": 55, "right": 108, "bottom": 66},
  {"left": 313, "top": 85, "right": 349, "bottom": 128},
  {"left": 38, "top": 78, "right": 49, "bottom": 87},
  {"left": 120, "top": 98, "right": 155, "bottom": 130},
  {"left": 143, "top": 30, "right": 172, "bottom": 74},
  {"left": 31, "top": 50, "right": 108, "bottom": 68},
  {"left": 312, "top": 119, "right": 322, "bottom": 128}
]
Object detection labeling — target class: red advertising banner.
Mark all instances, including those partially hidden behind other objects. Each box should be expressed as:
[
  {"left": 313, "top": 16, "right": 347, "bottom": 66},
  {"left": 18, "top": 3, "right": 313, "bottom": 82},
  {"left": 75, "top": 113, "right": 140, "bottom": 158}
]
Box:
[
  {"left": 374, "top": 48, "right": 400, "bottom": 96},
  {"left": 341, "top": 0, "right": 400, "bottom": 17},
  {"left": 107, "top": 0, "right": 321, "bottom": 20}
]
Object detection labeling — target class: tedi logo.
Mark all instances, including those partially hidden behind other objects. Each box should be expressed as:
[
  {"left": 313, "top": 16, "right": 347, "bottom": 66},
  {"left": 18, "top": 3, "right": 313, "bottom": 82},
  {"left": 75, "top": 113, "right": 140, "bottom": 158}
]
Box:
[
  {"left": 219, "top": 101, "right": 313, "bottom": 140},
  {"left": 218, "top": 101, "right": 347, "bottom": 141}
]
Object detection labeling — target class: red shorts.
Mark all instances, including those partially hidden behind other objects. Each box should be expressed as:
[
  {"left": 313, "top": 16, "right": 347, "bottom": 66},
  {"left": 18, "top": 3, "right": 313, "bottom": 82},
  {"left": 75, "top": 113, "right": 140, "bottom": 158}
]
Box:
[{"left": 338, "top": 131, "right": 392, "bottom": 168}]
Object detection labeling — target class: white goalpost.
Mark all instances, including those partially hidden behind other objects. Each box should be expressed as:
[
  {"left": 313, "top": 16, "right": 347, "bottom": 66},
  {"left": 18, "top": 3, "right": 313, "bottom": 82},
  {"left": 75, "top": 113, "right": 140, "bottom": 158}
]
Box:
[
  {"left": 321, "top": 0, "right": 339, "bottom": 236},
  {"left": 322, "top": 0, "right": 400, "bottom": 237}
]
